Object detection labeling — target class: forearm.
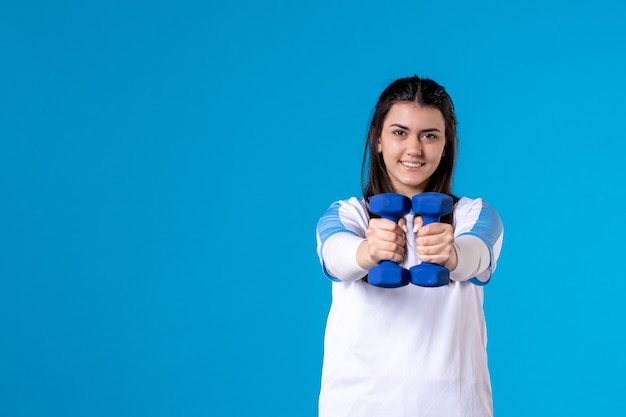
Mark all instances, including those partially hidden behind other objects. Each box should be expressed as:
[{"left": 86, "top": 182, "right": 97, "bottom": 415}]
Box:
[
  {"left": 322, "top": 233, "right": 369, "bottom": 282},
  {"left": 449, "top": 234, "right": 491, "bottom": 282}
]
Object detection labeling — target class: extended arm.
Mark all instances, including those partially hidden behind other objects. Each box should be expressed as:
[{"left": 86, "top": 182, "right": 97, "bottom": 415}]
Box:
[
  {"left": 316, "top": 198, "right": 407, "bottom": 282},
  {"left": 452, "top": 198, "right": 504, "bottom": 284},
  {"left": 413, "top": 198, "right": 503, "bottom": 283}
]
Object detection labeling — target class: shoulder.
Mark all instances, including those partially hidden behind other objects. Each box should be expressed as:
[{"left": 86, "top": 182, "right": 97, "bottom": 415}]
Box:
[
  {"left": 454, "top": 196, "right": 499, "bottom": 217},
  {"left": 453, "top": 196, "right": 503, "bottom": 240},
  {"left": 317, "top": 197, "right": 370, "bottom": 241},
  {"left": 321, "top": 196, "right": 370, "bottom": 226},
  {"left": 322, "top": 196, "right": 368, "bottom": 216}
]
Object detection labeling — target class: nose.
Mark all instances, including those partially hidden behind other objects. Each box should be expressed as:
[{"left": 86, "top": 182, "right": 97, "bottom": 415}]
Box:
[{"left": 407, "top": 134, "right": 423, "bottom": 156}]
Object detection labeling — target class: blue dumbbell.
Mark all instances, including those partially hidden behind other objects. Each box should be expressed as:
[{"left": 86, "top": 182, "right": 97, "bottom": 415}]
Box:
[
  {"left": 410, "top": 192, "right": 454, "bottom": 287},
  {"left": 367, "top": 193, "right": 412, "bottom": 288}
]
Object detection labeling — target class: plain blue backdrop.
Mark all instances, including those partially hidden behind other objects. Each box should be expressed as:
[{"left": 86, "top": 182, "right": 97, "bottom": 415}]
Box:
[{"left": 2, "top": 0, "right": 625, "bottom": 416}]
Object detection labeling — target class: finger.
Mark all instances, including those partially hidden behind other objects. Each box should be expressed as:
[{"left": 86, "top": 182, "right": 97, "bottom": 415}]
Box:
[
  {"left": 379, "top": 248, "right": 406, "bottom": 263},
  {"left": 369, "top": 241, "right": 406, "bottom": 263},
  {"left": 417, "top": 222, "right": 452, "bottom": 237},
  {"left": 416, "top": 231, "right": 454, "bottom": 247},
  {"left": 367, "top": 226, "right": 406, "bottom": 245},
  {"left": 416, "top": 241, "right": 454, "bottom": 265},
  {"left": 370, "top": 218, "right": 403, "bottom": 232},
  {"left": 416, "top": 240, "right": 452, "bottom": 256},
  {"left": 369, "top": 219, "right": 407, "bottom": 245}
]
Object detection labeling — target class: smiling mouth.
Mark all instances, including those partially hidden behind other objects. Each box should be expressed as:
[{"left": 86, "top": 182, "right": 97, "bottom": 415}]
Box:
[{"left": 401, "top": 161, "right": 424, "bottom": 168}]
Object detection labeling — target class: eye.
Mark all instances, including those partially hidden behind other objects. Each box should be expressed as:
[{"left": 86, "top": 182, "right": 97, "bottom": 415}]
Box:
[
  {"left": 393, "top": 129, "right": 406, "bottom": 136},
  {"left": 421, "top": 133, "right": 439, "bottom": 141}
]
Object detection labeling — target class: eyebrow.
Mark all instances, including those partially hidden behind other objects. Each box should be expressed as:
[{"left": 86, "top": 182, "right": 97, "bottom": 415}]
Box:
[{"left": 389, "top": 123, "right": 441, "bottom": 133}]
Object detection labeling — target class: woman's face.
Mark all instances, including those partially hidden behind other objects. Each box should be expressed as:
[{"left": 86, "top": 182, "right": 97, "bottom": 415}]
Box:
[{"left": 377, "top": 102, "right": 446, "bottom": 197}]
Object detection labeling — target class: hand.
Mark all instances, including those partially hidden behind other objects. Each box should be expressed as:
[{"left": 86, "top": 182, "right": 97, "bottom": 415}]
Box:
[
  {"left": 357, "top": 217, "right": 407, "bottom": 270},
  {"left": 413, "top": 217, "right": 458, "bottom": 270}
]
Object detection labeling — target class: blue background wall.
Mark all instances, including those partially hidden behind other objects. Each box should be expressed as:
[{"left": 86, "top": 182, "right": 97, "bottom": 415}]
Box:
[{"left": 2, "top": 0, "right": 625, "bottom": 415}]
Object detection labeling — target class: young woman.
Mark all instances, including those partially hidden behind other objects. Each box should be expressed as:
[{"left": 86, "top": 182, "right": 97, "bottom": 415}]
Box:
[{"left": 315, "top": 75, "right": 504, "bottom": 417}]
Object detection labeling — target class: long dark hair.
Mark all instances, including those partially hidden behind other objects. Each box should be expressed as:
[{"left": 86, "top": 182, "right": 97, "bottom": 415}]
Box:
[{"left": 361, "top": 75, "right": 459, "bottom": 223}]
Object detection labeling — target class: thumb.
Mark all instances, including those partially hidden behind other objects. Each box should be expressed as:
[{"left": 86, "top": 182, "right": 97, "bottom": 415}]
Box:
[
  {"left": 398, "top": 217, "right": 408, "bottom": 233},
  {"left": 413, "top": 215, "right": 423, "bottom": 233}
]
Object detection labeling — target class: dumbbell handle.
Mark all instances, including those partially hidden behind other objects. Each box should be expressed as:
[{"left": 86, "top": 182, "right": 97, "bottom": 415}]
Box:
[{"left": 420, "top": 214, "right": 441, "bottom": 227}]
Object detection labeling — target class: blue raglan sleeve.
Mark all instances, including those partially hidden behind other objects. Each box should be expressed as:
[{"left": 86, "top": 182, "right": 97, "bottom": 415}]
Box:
[
  {"left": 315, "top": 198, "right": 369, "bottom": 282},
  {"left": 453, "top": 198, "right": 504, "bottom": 285}
]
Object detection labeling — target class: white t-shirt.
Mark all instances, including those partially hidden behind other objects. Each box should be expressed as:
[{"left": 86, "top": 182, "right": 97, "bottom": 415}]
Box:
[{"left": 315, "top": 196, "right": 504, "bottom": 417}]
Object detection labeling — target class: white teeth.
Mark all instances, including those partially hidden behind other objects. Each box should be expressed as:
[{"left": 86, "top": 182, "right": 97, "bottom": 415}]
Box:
[{"left": 402, "top": 162, "right": 424, "bottom": 168}]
